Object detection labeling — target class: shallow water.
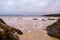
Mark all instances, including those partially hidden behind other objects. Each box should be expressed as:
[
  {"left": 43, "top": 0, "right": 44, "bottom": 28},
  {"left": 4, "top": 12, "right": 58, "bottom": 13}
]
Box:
[{"left": 0, "top": 16, "right": 59, "bottom": 40}]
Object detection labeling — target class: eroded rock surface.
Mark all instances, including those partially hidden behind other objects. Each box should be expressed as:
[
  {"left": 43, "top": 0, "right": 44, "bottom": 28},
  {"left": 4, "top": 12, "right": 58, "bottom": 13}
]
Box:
[
  {"left": 46, "top": 18, "right": 60, "bottom": 39},
  {"left": 0, "top": 18, "right": 23, "bottom": 40}
]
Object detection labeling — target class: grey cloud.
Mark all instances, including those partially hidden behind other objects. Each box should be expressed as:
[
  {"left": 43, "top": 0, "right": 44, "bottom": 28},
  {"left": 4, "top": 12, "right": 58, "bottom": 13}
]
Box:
[{"left": 0, "top": 0, "right": 60, "bottom": 15}]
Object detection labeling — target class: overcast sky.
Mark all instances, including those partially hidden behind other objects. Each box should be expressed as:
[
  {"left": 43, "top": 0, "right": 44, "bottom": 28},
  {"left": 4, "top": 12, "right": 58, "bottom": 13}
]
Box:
[{"left": 0, "top": 0, "right": 60, "bottom": 15}]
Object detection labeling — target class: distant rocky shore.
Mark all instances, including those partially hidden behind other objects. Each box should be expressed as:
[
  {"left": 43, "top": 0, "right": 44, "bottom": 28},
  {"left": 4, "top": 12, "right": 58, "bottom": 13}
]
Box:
[{"left": 43, "top": 14, "right": 60, "bottom": 17}]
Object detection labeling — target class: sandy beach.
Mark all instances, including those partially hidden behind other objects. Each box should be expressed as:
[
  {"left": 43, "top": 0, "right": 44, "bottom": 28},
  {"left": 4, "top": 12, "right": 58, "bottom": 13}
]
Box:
[{"left": 0, "top": 16, "right": 59, "bottom": 40}]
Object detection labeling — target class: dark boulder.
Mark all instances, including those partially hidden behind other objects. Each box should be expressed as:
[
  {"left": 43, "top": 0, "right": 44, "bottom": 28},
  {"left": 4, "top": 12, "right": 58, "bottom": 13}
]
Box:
[
  {"left": 46, "top": 18, "right": 60, "bottom": 39},
  {"left": 0, "top": 18, "right": 23, "bottom": 40}
]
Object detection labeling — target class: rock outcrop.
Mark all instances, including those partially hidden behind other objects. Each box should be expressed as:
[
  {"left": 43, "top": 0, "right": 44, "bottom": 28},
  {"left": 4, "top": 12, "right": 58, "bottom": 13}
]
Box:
[
  {"left": 46, "top": 18, "right": 60, "bottom": 39},
  {"left": 0, "top": 18, "right": 23, "bottom": 40}
]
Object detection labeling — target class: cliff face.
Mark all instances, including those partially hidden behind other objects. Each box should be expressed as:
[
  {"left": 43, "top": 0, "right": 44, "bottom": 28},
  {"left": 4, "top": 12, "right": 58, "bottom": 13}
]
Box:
[{"left": 46, "top": 18, "right": 60, "bottom": 39}]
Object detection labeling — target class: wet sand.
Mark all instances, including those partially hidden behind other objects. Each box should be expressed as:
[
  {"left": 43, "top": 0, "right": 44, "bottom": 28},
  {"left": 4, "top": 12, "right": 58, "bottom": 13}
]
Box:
[{"left": 0, "top": 16, "right": 59, "bottom": 40}]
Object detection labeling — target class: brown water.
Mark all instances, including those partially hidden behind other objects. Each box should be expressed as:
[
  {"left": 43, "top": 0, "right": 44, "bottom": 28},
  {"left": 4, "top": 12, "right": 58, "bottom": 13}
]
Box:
[{"left": 0, "top": 16, "right": 59, "bottom": 40}]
